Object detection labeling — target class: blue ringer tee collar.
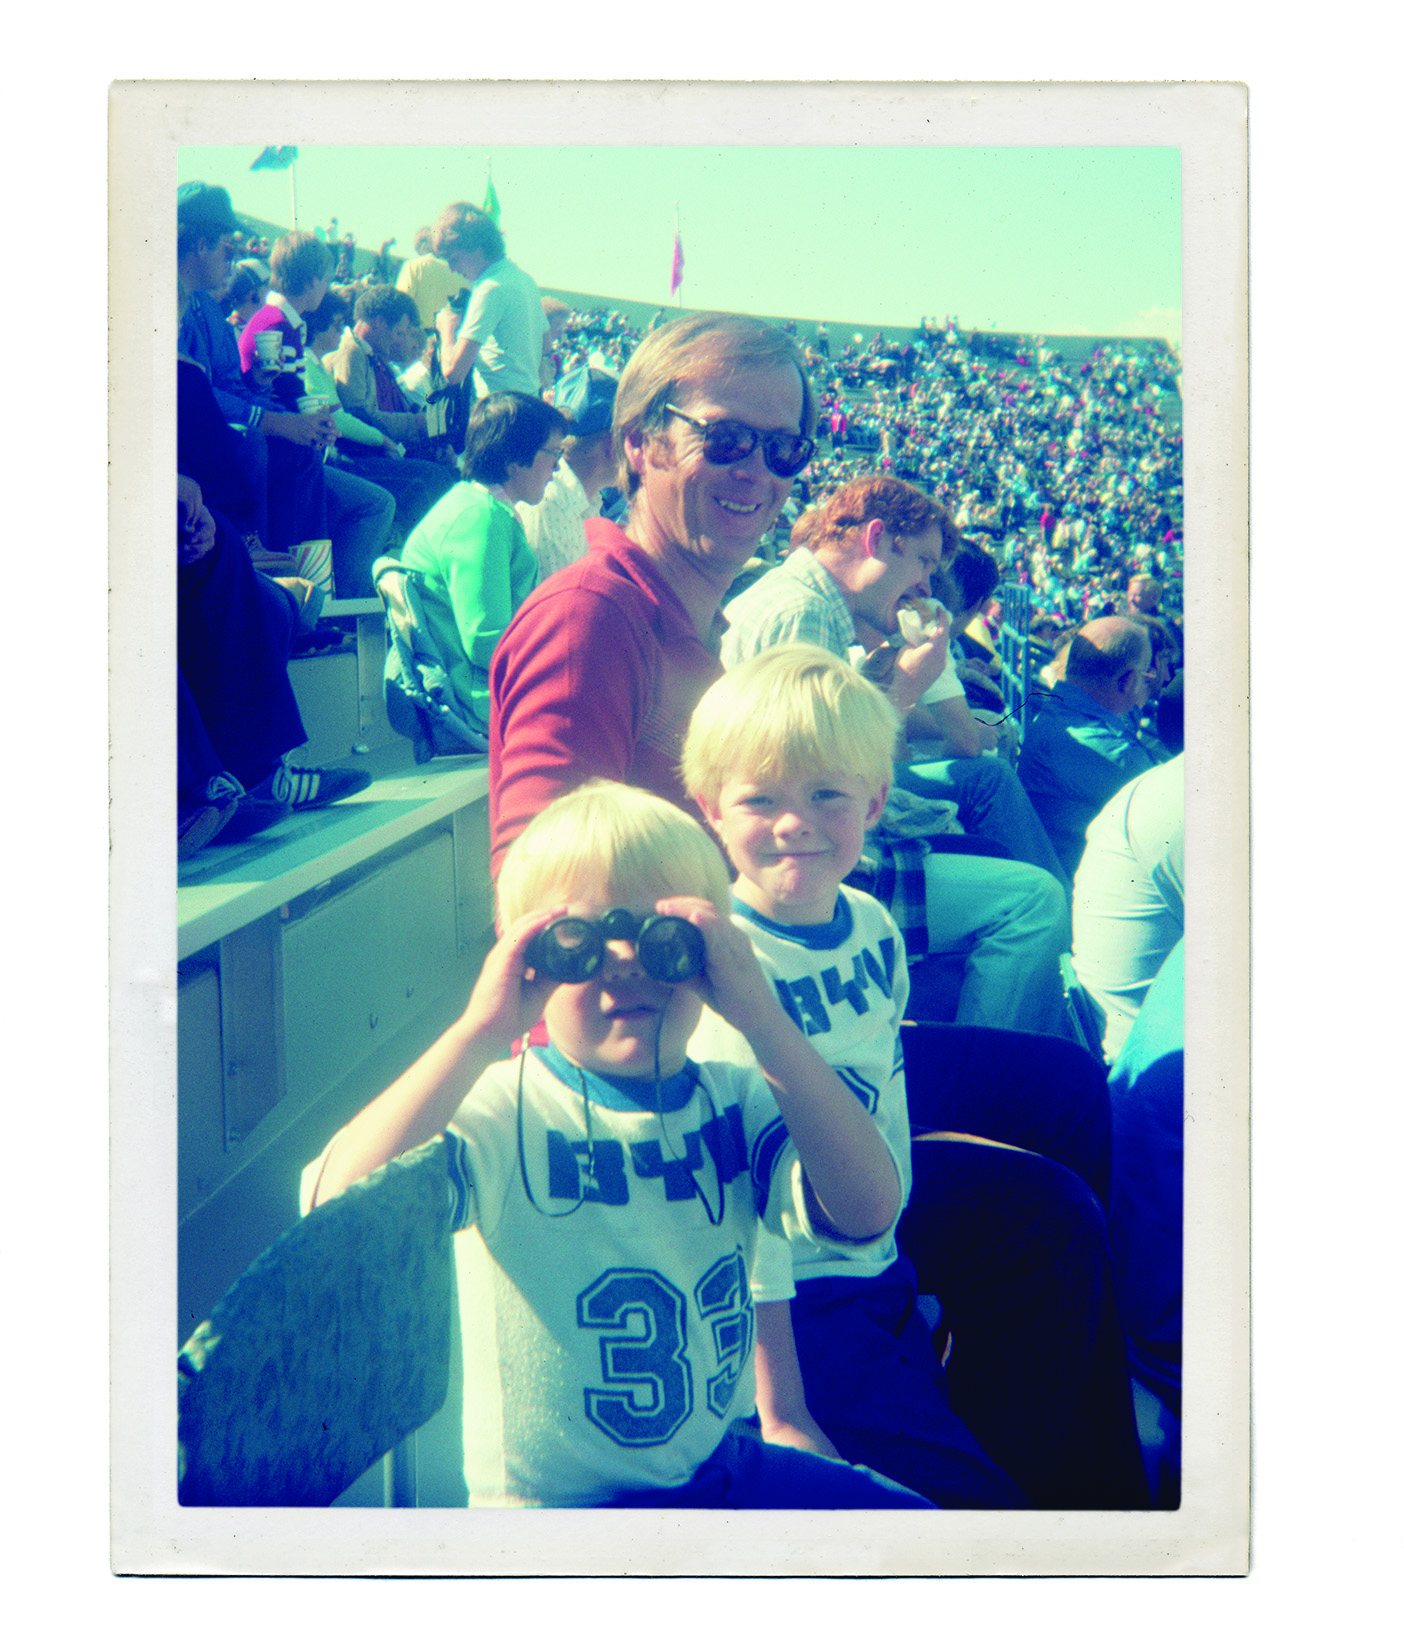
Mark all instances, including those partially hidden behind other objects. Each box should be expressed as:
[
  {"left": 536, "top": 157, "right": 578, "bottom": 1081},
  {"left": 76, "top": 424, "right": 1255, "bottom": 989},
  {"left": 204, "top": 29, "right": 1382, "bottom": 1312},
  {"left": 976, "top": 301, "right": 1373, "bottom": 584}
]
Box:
[
  {"left": 535, "top": 1040, "right": 700, "bottom": 1114},
  {"left": 731, "top": 890, "right": 854, "bottom": 951}
]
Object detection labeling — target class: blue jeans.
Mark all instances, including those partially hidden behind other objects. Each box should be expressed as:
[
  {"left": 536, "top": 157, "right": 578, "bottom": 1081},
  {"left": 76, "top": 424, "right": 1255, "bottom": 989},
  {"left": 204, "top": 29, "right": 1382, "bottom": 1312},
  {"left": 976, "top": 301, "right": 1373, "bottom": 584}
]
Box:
[
  {"left": 895, "top": 755, "right": 1069, "bottom": 889},
  {"left": 178, "top": 508, "right": 307, "bottom": 790},
  {"left": 324, "top": 465, "right": 396, "bottom": 597},
  {"left": 790, "top": 1259, "right": 1029, "bottom": 1509},
  {"left": 919, "top": 852, "right": 1071, "bottom": 1036},
  {"left": 339, "top": 453, "right": 456, "bottom": 538},
  {"left": 603, "top": 1422, "right": 934, "bottom": 1508}
]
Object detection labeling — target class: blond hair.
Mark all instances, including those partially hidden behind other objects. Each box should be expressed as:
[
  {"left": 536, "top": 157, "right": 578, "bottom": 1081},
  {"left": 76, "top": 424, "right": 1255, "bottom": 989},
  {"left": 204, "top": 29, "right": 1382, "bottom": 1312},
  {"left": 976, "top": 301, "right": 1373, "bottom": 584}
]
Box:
[
  {"left": 681, "top": 644, "right": 898, "bottom": 806},
  {"left": 613, "top": 312, "right": 817, "bottom": 497},
  {"left": 495, "top": 780, "right": 732, "bottom": 927}
]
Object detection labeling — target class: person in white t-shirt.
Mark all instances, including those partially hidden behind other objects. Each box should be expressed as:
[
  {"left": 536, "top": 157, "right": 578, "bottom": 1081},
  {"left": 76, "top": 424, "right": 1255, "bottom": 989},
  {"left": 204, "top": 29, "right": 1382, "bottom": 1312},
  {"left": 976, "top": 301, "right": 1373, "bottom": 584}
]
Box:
[
  {"left": 431, "top": 202, "right": 546, "bottom": 400},
  {"left": 1072, "top": 754, "right": 1184, "bottom": 1060}
]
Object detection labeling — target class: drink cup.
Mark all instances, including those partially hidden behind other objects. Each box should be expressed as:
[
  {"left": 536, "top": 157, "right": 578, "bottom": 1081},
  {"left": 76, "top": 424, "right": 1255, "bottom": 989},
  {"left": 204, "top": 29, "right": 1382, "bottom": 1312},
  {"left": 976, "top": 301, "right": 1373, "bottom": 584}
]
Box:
[{"left": 253, "top": 331, "right": 282, "bottom": 365}]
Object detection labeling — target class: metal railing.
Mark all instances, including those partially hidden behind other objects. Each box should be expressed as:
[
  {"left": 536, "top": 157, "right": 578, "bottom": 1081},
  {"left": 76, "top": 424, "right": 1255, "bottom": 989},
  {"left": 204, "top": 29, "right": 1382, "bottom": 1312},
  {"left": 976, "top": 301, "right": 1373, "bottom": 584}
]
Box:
[{"left": 993, "top": 581, "right": 1033, "bottom": 730}]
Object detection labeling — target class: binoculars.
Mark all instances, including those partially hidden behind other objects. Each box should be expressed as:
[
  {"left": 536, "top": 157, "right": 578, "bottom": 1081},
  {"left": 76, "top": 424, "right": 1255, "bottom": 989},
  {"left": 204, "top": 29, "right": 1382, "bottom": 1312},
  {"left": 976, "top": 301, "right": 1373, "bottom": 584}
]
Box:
[{"left": 524, "top": 909, "right": 706, "bottom": 985}]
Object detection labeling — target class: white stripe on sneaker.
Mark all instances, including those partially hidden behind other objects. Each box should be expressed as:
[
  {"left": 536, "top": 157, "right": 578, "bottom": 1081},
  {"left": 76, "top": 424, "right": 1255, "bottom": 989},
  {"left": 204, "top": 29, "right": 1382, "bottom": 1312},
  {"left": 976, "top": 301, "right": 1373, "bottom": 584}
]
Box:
[{"left": 270, "top": 764, "right": 322, "bottom": 805}]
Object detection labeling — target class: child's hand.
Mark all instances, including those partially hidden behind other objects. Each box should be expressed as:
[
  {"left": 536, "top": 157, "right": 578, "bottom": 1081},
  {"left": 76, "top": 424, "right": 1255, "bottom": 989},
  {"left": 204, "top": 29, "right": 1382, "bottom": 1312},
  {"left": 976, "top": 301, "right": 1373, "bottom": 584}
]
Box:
[
  {"left": 458, "top": 904, "right": 570, "bottom": 1053},
  {"left": 654, "top": 896, "right": 779, "bottom": 1036}
]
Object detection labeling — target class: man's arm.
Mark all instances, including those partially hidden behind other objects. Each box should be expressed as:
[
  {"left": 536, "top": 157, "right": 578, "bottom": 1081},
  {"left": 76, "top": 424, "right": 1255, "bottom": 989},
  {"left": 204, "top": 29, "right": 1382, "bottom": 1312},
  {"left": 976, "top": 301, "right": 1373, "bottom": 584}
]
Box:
[
  {"left": 437, "top": 312, "right": 481, "bottom": 387},
  {"left": 260, "top": 408, "right": 337, "bottom": 448},
  {"left": 332, "top": 344, "right": 426, "bottom": 443},
  {"left": 439, "top": 278, "right": 500, "bottom": 387},
  {"left": 905, "top": 694, "right": 997, "bottom": 758}
]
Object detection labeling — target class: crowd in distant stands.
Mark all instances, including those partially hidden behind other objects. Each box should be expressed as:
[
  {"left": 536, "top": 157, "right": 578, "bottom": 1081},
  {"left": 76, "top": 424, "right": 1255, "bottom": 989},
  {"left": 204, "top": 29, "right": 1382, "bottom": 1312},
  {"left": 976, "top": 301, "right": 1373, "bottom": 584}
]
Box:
[{"left": 219, "top": 211, "right": 1184, "bottom": 646}]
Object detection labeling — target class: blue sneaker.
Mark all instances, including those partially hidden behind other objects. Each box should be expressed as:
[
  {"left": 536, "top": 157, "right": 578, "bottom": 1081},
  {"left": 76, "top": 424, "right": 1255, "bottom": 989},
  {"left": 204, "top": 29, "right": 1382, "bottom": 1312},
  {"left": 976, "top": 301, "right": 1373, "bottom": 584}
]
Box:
[{"left": 268, "top": 763, "right": 373, "bottom": 810}]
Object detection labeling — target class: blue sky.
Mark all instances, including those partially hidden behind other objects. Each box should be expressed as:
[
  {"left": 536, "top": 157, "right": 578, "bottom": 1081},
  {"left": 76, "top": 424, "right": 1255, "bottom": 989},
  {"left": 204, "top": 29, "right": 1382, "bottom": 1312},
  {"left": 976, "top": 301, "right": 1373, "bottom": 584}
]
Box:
[{"left": 179, "top": 143, "right": 1181, "bottom": 342}]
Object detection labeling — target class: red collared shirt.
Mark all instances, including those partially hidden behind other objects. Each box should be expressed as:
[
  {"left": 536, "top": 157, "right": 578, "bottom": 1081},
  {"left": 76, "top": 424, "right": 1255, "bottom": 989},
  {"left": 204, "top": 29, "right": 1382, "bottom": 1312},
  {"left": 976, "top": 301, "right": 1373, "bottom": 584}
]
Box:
[{"left": 488, "top": 518, "right": 722, "bottom": 872}]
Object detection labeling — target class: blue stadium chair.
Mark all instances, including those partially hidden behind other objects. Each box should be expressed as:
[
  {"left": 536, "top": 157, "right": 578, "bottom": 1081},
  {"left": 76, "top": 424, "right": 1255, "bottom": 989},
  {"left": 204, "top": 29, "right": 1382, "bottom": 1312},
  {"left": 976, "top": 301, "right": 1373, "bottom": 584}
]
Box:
[
  {"left": 899, "top": 1019, "right": 1112, "bottom": 1203},
  {"left": 373, "top": 556, "right": 489, "bottom": 763},
  {"left": 177, "top": 1137, "right": 456, "bottom": 1507}
]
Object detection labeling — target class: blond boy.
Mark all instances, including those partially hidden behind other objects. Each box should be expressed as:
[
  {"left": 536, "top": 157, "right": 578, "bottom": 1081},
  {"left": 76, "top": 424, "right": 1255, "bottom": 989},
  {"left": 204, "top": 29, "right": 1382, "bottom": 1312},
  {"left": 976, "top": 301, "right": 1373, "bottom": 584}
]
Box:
[
  {"left": 303, "top": 779, "right": 927, "bottom": 1508},
  {"left": 684, "top": 645, "right": 1027, "bottom": 1507}
]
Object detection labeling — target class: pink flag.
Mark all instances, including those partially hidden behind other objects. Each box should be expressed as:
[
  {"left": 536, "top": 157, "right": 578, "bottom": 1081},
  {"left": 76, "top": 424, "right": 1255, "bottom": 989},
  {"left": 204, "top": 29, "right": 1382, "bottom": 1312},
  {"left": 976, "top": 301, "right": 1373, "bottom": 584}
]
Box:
[{"left": 670, "top": 231, "right": 684, "bottom": 295}]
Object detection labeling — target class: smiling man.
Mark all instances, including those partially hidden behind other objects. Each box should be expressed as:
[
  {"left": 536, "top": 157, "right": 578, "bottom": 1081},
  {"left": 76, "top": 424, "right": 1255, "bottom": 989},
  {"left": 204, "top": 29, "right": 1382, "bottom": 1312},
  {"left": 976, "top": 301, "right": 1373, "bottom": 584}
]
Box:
[{"left": 488, "top": 312, "right": 818, "bottom": 869}]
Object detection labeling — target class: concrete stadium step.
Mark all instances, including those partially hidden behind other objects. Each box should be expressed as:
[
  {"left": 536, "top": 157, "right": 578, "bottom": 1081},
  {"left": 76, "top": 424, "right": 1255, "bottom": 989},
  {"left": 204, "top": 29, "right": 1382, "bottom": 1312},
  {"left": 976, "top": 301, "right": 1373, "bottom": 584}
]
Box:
[
  {"left": 289, "top": 595, "right": 397, "bottom": 766},
  {"left": 177, "top": 747, "right": 495, "bottom": 1341}
]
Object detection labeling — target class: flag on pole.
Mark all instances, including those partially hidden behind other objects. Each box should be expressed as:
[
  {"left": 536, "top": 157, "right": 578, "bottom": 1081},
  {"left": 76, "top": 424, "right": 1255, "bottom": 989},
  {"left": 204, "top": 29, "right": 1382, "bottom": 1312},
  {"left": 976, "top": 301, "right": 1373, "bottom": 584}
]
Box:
[
  {"left": 484, "top": 170, "right": 501, "bottom": 223},
  {"left": 250, "top": 146, "right": 298, "bottom": 171},
  {"left": 670, "top": 230, "right": 684, "bottom": 296}
]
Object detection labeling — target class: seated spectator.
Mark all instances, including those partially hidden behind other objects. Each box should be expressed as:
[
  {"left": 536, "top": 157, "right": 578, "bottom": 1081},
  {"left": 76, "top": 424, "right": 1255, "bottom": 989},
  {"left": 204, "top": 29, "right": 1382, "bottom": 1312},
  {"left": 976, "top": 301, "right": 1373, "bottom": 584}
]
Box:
[
  {"left": 399, "top": 392, "right": 567, "bottom": 739},
  {"left": 514, "top": 366, "right": 618, "bottom": 580},
  {"left": 304, "top": 294, "right": 455, "bottom": 539},
  {"left": 1127, "top": 612, "right": 1182, "bottom": 759},
  {"left": 489, "top": 310, "right": 819, "bottom": 868},
  {"left": 178, "top": 474, "right": 370, "bottom": 848},
  {"left": 178, "top": 184, "right": 335, "bottom": 558},
  {"left": 222, "top": 261, "right": 269, "bottom": 330},
  {"left": 302, "top": 293, "right": 399, "bottom": 459},
  {"left": 239, "top": 233, "right": 400, "bottom": 596},
  {"left": 325, "top": 286, "right": 435, "bottom": 453},
  {"left": 724, "top": 475, "right": 1069, "bottom": 888},
  {"left": 236, "top": 230, "right": 333, "bottom": 386},
  {"left": 177, "top": 188, "right": 394, "bottom": 594},
  {"left": 1071, "top": 754, "right": 1184, "bottom": 1060},
  {"left": 1018, "top": 617, "right": 1159, "bottom": 878}
]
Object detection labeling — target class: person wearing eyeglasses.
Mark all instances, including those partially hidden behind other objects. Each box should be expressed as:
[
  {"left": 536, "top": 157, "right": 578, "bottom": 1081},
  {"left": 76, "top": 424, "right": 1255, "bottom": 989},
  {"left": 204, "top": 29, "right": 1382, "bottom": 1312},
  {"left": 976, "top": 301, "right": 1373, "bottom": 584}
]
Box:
[
  {"left": 400, "top": 391, "right": 568, "bottom": 743},
  {"left": 488, "top": 311, "right": 819, "bottom": 871},
  {"left": 1017, "top": 617, "right": 1161, "bottom": 880}
]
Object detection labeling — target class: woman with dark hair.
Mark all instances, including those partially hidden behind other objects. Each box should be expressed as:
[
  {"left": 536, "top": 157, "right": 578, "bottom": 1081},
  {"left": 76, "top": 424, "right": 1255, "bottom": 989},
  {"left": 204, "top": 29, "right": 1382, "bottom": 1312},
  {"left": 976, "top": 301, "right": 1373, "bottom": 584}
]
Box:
[{"left": 400, "top": 391, "right": 568, "bottom": 736}]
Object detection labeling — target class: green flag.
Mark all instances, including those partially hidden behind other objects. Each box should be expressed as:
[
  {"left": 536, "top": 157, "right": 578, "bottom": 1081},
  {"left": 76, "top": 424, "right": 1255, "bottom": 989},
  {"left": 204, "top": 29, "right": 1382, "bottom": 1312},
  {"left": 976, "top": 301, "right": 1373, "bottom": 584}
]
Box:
[{"left": 484, "top": 174, "right": 500, "bottom": 222}]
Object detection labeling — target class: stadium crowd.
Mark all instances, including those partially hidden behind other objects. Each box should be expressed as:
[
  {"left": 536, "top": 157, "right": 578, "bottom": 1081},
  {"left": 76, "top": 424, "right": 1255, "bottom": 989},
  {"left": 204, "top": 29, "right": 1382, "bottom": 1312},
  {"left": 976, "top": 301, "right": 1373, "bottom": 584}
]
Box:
[{"left": 175, "top": 178, "right": 1187, "bottom": 1513}]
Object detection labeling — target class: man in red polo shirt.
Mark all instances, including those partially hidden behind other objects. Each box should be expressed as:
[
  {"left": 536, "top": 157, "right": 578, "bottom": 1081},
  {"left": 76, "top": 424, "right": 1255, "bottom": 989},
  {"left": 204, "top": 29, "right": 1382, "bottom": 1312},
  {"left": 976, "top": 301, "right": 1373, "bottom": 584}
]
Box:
[{"left": 488, "top": 312, "right": 818, "bottom": 869}]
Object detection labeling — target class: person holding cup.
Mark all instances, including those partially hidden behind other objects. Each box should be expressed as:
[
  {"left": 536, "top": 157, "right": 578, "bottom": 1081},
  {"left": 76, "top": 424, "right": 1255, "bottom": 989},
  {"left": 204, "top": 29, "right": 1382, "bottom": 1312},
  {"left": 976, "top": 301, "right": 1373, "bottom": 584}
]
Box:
[
  {"left": 237, "top": 231, "right": 332, "bottom": 389},
  {"left": 178, "top": 189, "right": 394, "bottom": 595}
]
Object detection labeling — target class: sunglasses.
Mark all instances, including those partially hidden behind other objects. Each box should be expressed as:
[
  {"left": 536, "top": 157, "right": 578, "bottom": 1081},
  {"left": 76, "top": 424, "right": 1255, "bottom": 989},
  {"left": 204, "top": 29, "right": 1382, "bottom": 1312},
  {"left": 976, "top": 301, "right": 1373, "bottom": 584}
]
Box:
[
  {"left": 524, "top": 908, "right": 706, "bottom": 985},
  {"left": 665, "top": 404, "right": 815, "bottom": 479}
]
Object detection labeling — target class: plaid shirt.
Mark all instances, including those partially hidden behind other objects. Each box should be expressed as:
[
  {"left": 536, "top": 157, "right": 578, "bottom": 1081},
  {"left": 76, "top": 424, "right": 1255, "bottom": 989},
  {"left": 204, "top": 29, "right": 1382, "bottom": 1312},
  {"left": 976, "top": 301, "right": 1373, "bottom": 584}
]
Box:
[
  {"left": 720, "top": 546, "right": 858, "bottom": 666},
  {"left": 720, "top": 548, "right": 962, "bottom": 961},
  {"left": 847, "top": 831, "right": 933, "bottom": 961}
]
